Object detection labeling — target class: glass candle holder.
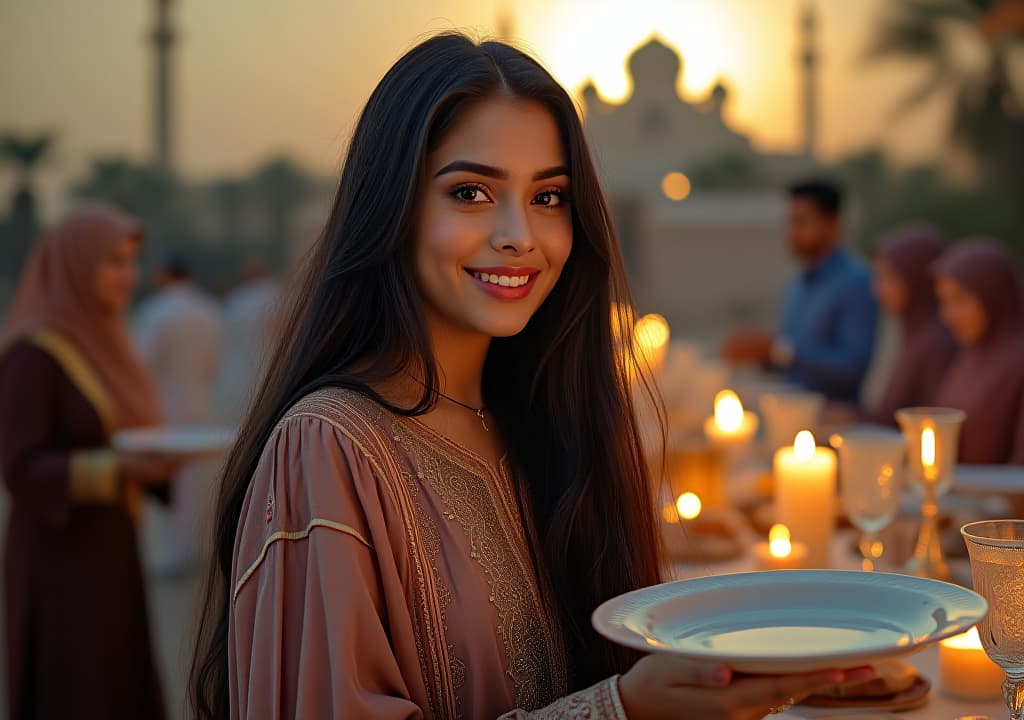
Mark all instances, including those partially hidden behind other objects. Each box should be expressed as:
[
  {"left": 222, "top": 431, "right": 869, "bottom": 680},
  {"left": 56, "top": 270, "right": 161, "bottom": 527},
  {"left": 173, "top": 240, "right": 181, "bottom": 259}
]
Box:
[
  {"left": 896, "top": 407, "right": 965, "bottom": 582},
  {"left": 961, "top": 520, "right": 1024, "bottom": 720}
]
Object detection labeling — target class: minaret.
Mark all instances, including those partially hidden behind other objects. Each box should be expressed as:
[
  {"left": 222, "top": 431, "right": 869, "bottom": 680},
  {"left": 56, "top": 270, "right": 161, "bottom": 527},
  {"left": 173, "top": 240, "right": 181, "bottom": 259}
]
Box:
[
  {"left": 151, "top": 0, "right": 176, "bottom": 173},
  {"left": 799, "top": 0, "right": 819, "bottom": 159}
]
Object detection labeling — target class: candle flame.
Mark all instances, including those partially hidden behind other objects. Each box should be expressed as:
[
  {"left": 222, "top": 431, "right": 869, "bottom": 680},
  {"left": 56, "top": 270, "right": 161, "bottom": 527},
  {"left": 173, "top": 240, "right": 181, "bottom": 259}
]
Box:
[
  {"left": 769, "top": 524, "right": 792, "bottom": 558},
  {"left": 676, "top": 492, "right": 702, "bottom": 520},
  {"left": 634, "top": 313, "right": 670, "bottom": 351},
  {"left": 922, "top": 425, "right": 936, "bottom": 469},
  {"left": 940, "top": 626, "right": 984, "bottom": 650},
  {"left": 794, "top": 430, "right": 816, "bottom": 461},
  {"left": 714, "top": 390, "right": 744, "bottom": 432}
]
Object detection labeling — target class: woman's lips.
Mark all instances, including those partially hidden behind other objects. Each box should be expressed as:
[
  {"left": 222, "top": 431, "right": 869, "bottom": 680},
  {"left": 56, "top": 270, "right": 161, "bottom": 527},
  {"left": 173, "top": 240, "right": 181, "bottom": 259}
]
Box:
[{"left": 465, "top": 267, "right": 540, "bottom": 301}]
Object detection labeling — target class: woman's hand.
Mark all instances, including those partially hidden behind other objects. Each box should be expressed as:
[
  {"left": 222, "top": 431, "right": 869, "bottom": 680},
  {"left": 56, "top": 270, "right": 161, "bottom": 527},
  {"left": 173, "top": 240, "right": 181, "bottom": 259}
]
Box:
[
  {"left": 618, "top": 653, "right": 876, "bottom": 720},
  {"left": 116, "top": 451, "right": 183, "bottom": 488}
]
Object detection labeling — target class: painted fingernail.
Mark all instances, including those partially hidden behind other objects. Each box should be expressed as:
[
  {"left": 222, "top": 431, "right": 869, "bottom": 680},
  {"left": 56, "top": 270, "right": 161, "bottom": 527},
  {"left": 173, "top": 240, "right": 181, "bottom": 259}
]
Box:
[{"left": 713, "top": 666, "right": 731, "bottom": 684}]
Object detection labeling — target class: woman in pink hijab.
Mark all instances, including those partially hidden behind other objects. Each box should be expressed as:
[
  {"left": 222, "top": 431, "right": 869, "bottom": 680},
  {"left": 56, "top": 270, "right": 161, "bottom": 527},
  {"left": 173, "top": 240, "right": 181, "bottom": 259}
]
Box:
[
  {"left": 866, "top": 224, "right": 958, "bottom": 424},
  {"left": 0, "top": 203, "right": 176, "bottom": 719},
  {"left": 933, "top": 238, "right": 1024, "bottom": 464}
]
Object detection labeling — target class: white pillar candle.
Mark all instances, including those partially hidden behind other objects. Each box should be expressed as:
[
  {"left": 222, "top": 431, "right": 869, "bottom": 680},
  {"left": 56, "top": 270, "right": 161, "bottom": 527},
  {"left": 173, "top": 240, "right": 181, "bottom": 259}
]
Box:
[
  {"left": 939, "top": 627, "right": 1004, "bottom": 700},
  {"left": 773, "top": 431, "right": 837, "bottom": 568}
]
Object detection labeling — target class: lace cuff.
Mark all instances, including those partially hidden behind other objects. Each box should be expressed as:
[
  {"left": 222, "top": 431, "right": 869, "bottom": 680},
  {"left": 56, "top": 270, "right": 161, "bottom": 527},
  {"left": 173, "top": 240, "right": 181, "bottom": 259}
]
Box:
[{"left": 500, "top": 675, "right": 628, "bottom": 719}]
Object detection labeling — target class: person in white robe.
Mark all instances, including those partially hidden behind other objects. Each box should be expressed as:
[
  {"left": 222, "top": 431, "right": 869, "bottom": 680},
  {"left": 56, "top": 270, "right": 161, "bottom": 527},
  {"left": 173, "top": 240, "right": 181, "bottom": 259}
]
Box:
[
  {"left": 216, "top": 261, "right": 280, "bottom": 426},
  {"left": 133, "top": 254, "right": 223, "bottom": 576}
]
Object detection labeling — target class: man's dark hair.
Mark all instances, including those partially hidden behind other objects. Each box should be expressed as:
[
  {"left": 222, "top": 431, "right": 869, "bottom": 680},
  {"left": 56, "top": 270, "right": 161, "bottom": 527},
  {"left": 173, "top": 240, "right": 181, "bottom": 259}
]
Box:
[{"left": 788, "top": 178, "right": 843, "bottom": 217}]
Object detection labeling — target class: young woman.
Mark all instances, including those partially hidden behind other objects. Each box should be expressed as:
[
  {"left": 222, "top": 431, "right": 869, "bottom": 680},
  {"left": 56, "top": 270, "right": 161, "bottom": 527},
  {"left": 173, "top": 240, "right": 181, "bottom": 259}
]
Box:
[
  {"left": 865, "top": 223, "right": 957, "bottom": 424},
  {"left": 0, "top": 204, "right": 176, "bottom": 719},
  {"left": 192, "top": 33, "right": 871, "bottom": 719},
  {"left": 934, "top": 239, "right": 1024, "bottom": 464}
]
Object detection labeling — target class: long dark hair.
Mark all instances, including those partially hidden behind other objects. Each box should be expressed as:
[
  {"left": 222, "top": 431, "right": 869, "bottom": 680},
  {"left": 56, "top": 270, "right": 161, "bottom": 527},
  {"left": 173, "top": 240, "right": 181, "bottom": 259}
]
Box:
[{"left": 191, "top": 32, "right": 661, "bottom": 718}]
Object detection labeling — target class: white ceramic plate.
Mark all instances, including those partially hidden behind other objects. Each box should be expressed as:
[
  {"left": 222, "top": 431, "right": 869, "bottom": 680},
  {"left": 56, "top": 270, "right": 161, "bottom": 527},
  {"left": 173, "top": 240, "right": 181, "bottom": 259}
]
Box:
[
  {"left": 954, "top": 464, "right": 1024, "bottom": 496},
  {"left": 592, "top": 570, "right": 987, "bottom": 674},
  {"left": 112, "top": 426, "right": 236, "bottom": 457}
]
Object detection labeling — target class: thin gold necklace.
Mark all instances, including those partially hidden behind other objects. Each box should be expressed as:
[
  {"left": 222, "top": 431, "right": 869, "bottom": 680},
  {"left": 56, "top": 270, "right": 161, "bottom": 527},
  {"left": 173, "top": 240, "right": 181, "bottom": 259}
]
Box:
[{"left": 435, "top": 389, "right": 489, "bottom": 432}]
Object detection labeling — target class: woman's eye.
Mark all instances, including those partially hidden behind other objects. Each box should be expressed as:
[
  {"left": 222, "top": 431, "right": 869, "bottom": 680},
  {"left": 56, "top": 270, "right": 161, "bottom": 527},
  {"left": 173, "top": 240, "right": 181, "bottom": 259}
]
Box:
[
  {"left": 533, "top": 190, "right": 567, "bottom": 207},
  {"left": 451, "top": 184, "right": 491, "bottom": 204}
]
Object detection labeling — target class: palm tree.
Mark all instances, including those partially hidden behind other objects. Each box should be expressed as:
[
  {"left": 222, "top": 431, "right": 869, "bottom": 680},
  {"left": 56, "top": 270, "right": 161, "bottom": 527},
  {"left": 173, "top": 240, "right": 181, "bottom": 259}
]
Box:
[
  {"left": 1, "top": 133, "right": 55, "bottom": 277},
  {"left": 1, "top": 133, "right": 55, "bottom": 224},
  {"left": 864, "top": 0, "right": 1024, "bottom": 183}
]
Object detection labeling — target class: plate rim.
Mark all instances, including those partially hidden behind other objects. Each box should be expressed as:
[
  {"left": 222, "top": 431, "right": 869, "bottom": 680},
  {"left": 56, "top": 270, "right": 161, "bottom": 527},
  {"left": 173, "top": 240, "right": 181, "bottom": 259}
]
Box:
[{"left": 591, "top": 569, "right": 988, "bottom": 669}]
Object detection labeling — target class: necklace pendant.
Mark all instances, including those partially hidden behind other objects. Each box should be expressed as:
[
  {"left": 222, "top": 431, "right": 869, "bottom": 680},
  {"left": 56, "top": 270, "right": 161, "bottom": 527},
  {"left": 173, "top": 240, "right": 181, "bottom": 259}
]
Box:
[{"left": 476, "top": 409, "right": 489, "bottom": 432}]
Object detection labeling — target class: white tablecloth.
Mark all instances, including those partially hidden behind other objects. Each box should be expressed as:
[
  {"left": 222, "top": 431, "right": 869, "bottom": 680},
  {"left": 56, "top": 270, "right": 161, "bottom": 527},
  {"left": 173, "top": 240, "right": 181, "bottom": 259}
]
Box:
[{"left": 669, "top": 528, "right": 1007, "bottom": 719}]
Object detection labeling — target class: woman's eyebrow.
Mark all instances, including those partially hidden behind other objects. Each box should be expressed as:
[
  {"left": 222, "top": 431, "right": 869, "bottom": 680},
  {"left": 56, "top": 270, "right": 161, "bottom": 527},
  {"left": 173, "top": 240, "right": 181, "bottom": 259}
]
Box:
[{"left": 433, "top": 160, "right": 570, "bottom": 181}]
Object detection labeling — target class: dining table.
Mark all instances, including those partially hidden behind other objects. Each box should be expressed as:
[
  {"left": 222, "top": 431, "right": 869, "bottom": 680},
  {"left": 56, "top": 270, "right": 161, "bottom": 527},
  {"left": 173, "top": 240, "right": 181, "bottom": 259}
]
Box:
[{"left": 668, "top": 526, "right": 1008, "bottom": 719}]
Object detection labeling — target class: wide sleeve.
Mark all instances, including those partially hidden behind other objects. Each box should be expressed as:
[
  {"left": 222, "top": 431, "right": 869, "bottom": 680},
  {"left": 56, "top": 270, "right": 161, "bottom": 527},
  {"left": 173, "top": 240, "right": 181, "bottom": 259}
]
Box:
[
  {"left": 228, "top": 414, "right": 424, "bottom": 720},
  {"left": 0, "top": 341, "right": 119, "bottom": 529}
]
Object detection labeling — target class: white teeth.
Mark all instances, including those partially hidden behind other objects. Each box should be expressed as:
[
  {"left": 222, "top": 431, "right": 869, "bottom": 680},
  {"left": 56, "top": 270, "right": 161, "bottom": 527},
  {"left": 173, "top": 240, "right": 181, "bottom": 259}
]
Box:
[{"left": 472, "top": 272, "right": 531, "bottom": 287}]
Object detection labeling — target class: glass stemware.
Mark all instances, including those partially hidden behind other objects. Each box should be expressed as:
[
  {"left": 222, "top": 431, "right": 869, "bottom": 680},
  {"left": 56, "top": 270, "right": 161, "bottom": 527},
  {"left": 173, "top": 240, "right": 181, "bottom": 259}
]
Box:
[
  {"left": 831, "top": 426, "right": 905, "bottom": 571},
  {"left": 896, "top": 407, "right": 965, "bottom": 581},
  {"left": 962, "top": 520, "right": 1024, "bottom": 720}
]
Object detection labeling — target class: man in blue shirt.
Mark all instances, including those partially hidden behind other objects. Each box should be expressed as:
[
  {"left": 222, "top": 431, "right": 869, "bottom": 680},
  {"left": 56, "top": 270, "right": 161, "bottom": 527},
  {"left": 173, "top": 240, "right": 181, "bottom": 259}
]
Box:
[{"left": 723, "top": 180, "right": 879, "bottom": 404}]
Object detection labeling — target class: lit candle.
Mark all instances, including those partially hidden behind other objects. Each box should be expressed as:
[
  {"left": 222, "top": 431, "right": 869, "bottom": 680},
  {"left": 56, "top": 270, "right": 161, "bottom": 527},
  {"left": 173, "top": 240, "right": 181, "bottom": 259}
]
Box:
[
  {"left": 773, "top": 431, "right": 837, "bottom": 568},
  {"left": 922, "top": 425, "right": 937, "bottom": 482},
  {"left": 939, "top": 627, "right": 1004, "bottom": 700},
  {"left": 703, "top": 390, "right": 759, "bottom": 450},
  {"left": 755, "top": 524, "right": 808, "bottom": 570},
  {"left": 633, "top": 313, "right": 670, "bottom": 379}
]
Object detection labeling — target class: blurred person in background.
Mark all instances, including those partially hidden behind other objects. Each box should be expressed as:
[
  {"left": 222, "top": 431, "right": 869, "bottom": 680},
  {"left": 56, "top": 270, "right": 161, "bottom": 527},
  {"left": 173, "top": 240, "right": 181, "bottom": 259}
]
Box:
[
  {"left": 134, "top": 252, "right": 223, "bottom": 576},
  {"left": 217, "top": 260, "right": 280, "bottom": 425},
  {"left": 862, "top": 223, "right": 957, "bottom": 425},
  {"left": 722, "top": 179, "right": 879, "bottom": 405},
  {"left": 933, "top": 239, "right": 1024, "bottom": 465},
  {"left": 0, "top": 204, "right": 176, "bottom": 719}
]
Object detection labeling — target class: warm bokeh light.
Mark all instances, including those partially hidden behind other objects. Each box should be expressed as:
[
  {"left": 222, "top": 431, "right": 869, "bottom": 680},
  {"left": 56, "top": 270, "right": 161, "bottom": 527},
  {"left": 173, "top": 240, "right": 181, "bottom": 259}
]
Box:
[
  {"left": 610, "top": 302, "right": 636, "bottom": 341},
  {"left": 922, "top": 425, "right": 936, "bottom": 470},
  {"left": 634, "top": 313, "right": 670, "bottom": 353},
  {"left": 661, "top": 171, "right": 692, "bottom": 201},
  {"left": 941, "top": 626, "right": 984, "bottom": 650},
  {"left": 662, "top": 502, "right": 680, "bottom": 524},
  {"left": 768, "top": 523, "right": 792, "bottom": 559},
  {"left": 713, "top": 390, "right": 744, "bottom": 432},
  {"left": 794, "top": 430, "right": 816, "bottom": 461},
  {"left": 676, "top": 491, "right": 703, "bottom": 520}
]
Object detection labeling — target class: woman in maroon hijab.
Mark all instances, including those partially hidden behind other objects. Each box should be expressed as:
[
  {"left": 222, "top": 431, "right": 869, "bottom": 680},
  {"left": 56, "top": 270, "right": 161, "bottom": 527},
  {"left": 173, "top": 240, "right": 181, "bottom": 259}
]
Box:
[
  {"left": 866, "top": 223, "right": 957, "bottom": 424},
  {"left": 0, "top": 204, "right": 176, "bottom": 719},
  {"left": 933, "top": 238, "right": 1024, "bottom": 464}
]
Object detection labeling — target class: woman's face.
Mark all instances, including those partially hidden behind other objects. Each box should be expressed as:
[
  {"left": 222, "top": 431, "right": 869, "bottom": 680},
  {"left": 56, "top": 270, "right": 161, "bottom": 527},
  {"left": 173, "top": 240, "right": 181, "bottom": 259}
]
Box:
[
  {"left": 935, "top": 274, "right": 990, "bottom": 346},
  {"left": 94, "top": 234, "right": 141, "bottom": 313},
  {"left": 872, "top": 255, "right": 907, "bottom": 314},
  {"left": 414, "top": 95, "right": 573, "bottom": 339}
]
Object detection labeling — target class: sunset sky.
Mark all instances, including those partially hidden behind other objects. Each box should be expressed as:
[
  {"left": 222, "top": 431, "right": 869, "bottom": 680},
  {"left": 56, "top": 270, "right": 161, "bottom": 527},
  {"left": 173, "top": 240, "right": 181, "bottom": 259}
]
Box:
[{"left": 2, "top": 0, "right": 948, "bottom": 216}]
